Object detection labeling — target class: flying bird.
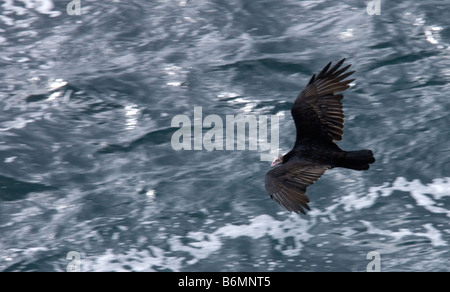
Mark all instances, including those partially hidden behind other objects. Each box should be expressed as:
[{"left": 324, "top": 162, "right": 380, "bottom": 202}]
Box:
[{"left": 265, "top": 59, "right": 375, "bottom": 214}]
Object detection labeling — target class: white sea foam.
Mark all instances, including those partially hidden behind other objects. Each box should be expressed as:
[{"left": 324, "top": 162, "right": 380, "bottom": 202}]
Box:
[
  {"left": 79, "top": 176, "right": 450, "bottom": 271},
  {"left": 1, "top": 0, "right": 61, "bottom": 20},
  {"left": 339, "top": 177, "right": 450, "bottom": 217},
  {"left": 361, "top": 221, "right": 447, "bottom": 247},
  {"left": 81, "top": 214, "right": 312, "bottom": 271}
]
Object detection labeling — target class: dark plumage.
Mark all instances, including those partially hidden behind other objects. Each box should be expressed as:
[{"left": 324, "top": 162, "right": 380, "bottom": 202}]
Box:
[{"left": 265, "top": 59, "right": 375, "bottom": 214}]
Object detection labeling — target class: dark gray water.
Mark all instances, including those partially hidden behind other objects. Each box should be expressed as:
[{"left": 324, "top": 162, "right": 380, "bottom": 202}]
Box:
[{"left": 1, "top": 0, "right": 449, "bottom": 272}]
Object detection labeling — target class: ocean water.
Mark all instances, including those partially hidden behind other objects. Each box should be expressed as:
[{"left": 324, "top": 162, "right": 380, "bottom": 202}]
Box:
[{"left": 0, "top": 0, "right": 449, "bottom": 272}]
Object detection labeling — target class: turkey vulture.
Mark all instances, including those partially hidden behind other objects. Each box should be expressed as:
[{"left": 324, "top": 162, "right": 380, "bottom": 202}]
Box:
[{"left": 265, "top": 59, "right": 375, "bottom": 214}]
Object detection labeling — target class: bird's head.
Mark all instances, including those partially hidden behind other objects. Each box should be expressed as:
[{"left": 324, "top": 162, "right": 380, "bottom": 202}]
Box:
[{"left": 271, "top": 155, "right": 284, "bottom": 167}]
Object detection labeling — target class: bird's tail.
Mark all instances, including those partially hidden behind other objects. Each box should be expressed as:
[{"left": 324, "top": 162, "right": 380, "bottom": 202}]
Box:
[{"left": 337, "top": 150, "right": 375, "bottom": 170}]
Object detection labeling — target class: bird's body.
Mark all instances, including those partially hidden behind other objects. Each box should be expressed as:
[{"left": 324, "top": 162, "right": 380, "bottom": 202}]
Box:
[
  {"left": 265, "top": 59, "right": 375, "bottom": 214},
  {"left": 284, "top": 138, "right": 341, "bottom": 166}
]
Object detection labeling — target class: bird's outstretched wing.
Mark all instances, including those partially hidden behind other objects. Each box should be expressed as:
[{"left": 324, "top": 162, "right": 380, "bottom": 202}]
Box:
[
  {"left": 265, "top": 159, "right": 331, "bottom": 214},
  {"left": 291, "top": 58, "right": 354, "bottom": 144}
]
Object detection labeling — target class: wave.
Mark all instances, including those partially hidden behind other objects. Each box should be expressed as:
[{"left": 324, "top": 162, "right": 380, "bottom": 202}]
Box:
[
  {"left": 0, "top": 175, "right": 55, "bottom": 201},
  {"left": 75, "top": 176, "right": 450, "bottom": 271}
]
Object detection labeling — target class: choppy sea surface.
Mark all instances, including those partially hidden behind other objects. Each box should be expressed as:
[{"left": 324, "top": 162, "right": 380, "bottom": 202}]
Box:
[{"left": 1, "top": 0, "right": 449, "bottom": 272}]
